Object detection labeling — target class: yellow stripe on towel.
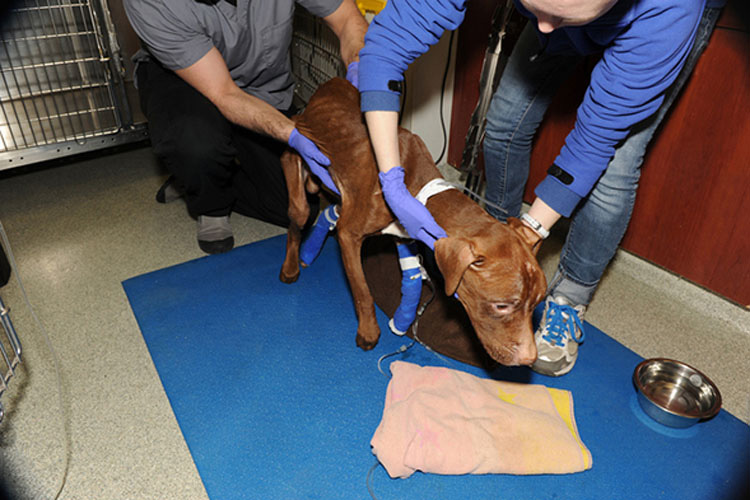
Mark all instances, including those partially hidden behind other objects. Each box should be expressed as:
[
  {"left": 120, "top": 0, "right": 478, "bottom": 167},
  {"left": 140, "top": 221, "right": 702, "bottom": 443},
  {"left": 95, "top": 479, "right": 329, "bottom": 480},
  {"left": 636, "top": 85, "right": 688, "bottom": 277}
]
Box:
[{"left": 547, "top": 387, "right": 593, "bottom": 469}]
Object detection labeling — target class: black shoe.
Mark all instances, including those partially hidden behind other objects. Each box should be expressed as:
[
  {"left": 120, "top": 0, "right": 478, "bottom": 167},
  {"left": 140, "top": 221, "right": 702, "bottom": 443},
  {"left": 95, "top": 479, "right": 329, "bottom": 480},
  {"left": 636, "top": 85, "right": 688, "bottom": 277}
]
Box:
[
  {"left": 197, "top": 215, "right": 234, "bottom": 254},
  {"left": 156, "top": 175, "right": 185, "bottom": 204}
]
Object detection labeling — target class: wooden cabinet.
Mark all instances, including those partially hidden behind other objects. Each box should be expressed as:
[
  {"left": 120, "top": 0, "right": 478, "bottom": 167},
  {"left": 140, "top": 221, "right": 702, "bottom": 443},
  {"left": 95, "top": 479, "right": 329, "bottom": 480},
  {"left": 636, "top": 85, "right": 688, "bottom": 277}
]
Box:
[
  {"left": 449, "top": 0, "right": 750, "bottom": 306},
  {"left": 611, "top": 26, "right": 748, "bottom": 306}
]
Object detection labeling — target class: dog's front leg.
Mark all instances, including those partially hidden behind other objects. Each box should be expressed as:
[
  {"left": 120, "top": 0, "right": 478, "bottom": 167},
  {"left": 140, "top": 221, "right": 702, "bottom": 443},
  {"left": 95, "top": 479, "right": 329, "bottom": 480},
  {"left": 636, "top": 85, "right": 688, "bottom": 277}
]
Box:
[{"left": 337, "top": 228, "right": 381, "bottom": 350}]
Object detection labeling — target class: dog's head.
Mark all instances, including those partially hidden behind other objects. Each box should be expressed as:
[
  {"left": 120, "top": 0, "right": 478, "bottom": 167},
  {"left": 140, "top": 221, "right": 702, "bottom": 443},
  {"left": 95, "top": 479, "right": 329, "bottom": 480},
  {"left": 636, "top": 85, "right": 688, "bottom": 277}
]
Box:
[{"left": 434, "top": 217, "right": 547, "bottom": 366}]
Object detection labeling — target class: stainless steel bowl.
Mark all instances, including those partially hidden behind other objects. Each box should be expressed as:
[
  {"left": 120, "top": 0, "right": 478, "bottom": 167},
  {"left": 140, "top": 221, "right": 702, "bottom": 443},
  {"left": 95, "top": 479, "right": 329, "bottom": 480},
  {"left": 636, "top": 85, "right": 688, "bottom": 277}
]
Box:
[{"left": 633, "top": 358, "right": 722, "bottom": 428}]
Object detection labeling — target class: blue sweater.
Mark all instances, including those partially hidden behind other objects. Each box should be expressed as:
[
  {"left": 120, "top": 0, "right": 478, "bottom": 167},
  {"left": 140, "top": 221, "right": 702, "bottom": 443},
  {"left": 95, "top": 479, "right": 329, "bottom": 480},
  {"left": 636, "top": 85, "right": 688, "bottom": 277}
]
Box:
[{"left": 359, "top": 0, "right": 721, "bottom": 217}]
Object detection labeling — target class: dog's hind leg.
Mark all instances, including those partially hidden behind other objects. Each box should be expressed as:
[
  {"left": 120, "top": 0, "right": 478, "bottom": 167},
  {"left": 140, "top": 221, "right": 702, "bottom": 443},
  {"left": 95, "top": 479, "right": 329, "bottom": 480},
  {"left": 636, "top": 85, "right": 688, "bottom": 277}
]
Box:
[
  {"left": 279, "top": 151, "right": 310, "bottom": 284},
  {"left": 337, "top": 227, "right": 381, "bottom": 350}
]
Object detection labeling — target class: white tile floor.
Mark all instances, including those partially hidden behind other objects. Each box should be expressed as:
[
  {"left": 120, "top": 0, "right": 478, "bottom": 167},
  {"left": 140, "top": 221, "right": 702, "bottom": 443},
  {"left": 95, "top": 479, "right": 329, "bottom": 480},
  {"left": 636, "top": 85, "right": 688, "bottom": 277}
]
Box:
[{"left": 0, "top": 145, "right": 747, "bottom": 499}]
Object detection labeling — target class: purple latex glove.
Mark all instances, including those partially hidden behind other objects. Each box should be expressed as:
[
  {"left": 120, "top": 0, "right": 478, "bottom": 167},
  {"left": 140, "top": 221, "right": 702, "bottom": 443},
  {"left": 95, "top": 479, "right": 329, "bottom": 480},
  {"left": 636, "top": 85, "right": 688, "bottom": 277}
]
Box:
[
  {"left": 288, "top": 128, "right": 340, "bottom": 195},
  {"left": 379, "top": 166, "right": 447, "bottom": 249},
  {"left": 346, "top": 61, "right": 359, "bottom": 89}
]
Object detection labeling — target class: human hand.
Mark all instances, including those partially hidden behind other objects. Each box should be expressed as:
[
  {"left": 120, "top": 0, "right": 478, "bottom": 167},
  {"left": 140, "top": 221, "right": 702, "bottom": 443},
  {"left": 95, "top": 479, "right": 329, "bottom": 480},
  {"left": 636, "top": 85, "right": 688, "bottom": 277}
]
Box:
[
  {"left": 346, "top": 61, "right": 359, "bottom": 89},
  {"left": 379, "top": 166, "right": 447, "bottom": 249},
  {"left": 288, "top": 128, "right": 340, "bottom": 195}
]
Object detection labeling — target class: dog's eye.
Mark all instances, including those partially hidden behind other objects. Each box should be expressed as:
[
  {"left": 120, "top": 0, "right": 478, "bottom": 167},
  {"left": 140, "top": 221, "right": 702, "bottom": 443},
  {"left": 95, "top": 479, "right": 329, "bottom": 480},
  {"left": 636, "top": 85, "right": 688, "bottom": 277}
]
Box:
[
  {"left": 491, "top": 301, "right": 517, "bottom": 315},
  {"left": 470, "top": 258, "right": 485, "bottom": 268}
]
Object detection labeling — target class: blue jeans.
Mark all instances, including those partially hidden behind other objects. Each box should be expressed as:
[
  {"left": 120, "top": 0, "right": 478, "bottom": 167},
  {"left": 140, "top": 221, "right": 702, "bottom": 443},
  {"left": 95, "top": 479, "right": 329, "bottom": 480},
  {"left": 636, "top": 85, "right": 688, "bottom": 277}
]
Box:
[{"left": 483, "top": 8, "right": 720, "bottom": 306}]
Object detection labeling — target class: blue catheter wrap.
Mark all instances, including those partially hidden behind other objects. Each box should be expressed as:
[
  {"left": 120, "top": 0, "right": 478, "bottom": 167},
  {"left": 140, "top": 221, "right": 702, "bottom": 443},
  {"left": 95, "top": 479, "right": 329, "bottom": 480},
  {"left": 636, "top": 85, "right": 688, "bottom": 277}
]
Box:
[
  {"left": 388, "top": 241, "right": 423, "bottom": 336},
  {"left": 300, "top": 206, "right": 423, "bottom": 335},
  {"left": 300, "top": 205, "right": 339, "bottom": 267}
]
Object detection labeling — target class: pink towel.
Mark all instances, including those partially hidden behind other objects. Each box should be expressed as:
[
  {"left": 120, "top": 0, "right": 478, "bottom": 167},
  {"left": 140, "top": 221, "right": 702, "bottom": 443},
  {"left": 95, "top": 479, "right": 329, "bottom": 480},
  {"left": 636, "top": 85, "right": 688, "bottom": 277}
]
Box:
[{"left": 371, "top": 361, "right": 592, "bottom": 478}]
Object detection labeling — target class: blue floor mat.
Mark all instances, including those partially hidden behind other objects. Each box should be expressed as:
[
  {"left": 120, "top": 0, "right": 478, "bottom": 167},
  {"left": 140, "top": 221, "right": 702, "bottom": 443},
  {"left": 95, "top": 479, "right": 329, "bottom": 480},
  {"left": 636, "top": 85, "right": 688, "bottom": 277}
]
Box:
[{"left": 123, "top": 235, "right": 749, "bottom": 500}]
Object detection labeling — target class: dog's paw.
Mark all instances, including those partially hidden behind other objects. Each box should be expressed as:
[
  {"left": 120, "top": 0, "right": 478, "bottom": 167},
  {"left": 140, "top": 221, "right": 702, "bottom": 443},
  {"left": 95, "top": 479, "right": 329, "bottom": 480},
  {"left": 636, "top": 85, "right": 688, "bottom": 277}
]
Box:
[
  {"left": 279, "top": 269, "right": 300, "bottom": 284},
  {"left": 356, "top": 332, "right": 379, "bottom": 351}
]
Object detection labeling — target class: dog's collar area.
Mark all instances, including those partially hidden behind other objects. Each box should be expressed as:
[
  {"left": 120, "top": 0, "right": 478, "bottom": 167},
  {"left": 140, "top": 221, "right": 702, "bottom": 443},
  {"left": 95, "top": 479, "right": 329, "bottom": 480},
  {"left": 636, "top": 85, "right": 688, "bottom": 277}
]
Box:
[
  {"left": 415, "top": 178, "right": 457, "bottom": 205},
  {"left": 381, "top": 178, "right": 457, "bottom": 240}
]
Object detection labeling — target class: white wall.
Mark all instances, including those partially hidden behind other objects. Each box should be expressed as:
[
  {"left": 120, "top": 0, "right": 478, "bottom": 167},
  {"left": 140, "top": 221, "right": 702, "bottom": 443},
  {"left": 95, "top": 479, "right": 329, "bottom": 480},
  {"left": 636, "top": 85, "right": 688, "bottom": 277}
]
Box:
[{"left": 400, "top": 31, "right": 458, "bottom": 171}]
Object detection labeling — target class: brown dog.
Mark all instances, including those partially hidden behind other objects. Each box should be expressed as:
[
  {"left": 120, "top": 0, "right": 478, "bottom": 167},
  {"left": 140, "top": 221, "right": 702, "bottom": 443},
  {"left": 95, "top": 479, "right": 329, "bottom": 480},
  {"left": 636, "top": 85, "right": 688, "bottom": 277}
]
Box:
[{"left": 279, "top": 78, "right": 546, "bottom": 366}]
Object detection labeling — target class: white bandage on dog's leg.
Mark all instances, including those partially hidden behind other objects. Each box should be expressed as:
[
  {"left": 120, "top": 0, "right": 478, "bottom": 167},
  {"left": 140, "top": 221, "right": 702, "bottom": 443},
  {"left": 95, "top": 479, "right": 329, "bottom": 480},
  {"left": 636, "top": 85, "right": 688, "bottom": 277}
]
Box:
[{"left": 388, "top": 241, "right": 424, "bottom": 336}]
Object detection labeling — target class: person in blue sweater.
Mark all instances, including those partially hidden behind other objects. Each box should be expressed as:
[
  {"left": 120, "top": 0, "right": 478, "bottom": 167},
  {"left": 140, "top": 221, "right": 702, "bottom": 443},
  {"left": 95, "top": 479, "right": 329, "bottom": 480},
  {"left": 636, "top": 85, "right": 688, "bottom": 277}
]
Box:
[{"left": 357, "top": 0, "right": 725, "bottom": 376}]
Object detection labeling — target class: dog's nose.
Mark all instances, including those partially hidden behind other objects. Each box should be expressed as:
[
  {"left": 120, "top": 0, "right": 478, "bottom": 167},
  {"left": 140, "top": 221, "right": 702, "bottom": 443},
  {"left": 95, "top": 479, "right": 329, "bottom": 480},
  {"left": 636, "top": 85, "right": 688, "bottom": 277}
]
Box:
[{"left": 515, "top": 341, "right": 538, "bottom": 366}]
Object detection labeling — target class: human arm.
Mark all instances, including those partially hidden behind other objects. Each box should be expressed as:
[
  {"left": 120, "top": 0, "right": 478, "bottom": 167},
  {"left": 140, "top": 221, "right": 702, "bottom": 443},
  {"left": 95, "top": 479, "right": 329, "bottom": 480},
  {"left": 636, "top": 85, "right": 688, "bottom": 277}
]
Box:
[
  {"left": 364, "top": 110, "right": 401, "bottom": 174},
  {"left": 321, "top": 0, "right": 367, "bottom": 86},
  {"left": 359, "top": 0, "right": 467, "bottom": 247},
  {"left": 534, "top": 1, "right": 704, "bottom": 218},
  {"left": 364, "top": 110, "right": 448, "bottom": 248},
  {"left": 176, "top": 49, "right": 338, "bottom": 193},
  {"left": 364, "top": 102, "right": 448, "bottom": 248},
  {"left": 359, "top": 0, "right": 469, "bottom": 159},
  {"left": 321, "top": 0, "right": 368, "bottom": 67},
  {"left": 362, "top": 108, "right": 449, "bottom": 249},
  {"left": 359, "top": 0, "right": 467, "bottom": 112},
  {"left": 176, "top": 47, "right": 294, "bottom": 141},
  {"left": 516, "top": 198, "right": 561, "bottom": 247}
]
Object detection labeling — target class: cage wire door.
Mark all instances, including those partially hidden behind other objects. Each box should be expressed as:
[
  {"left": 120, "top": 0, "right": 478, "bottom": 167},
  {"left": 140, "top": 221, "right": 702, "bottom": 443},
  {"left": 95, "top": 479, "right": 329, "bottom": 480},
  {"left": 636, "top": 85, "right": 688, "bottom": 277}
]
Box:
[
  {"left": 0, "top": 0, "right": 145, "bottom": 171},
  {"left": 291, "top": 8, "right": 346, "bottom": 109},
  {"left": 0, "top": 294, "right": 21, "bottom": 423}
]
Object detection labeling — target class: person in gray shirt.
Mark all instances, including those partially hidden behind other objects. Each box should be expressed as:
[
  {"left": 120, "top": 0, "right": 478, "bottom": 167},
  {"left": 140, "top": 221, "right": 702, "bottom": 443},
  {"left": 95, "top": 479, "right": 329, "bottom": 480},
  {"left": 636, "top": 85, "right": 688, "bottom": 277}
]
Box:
[{"left": 124, "top": 0, "right": 367, "bottom": 253}]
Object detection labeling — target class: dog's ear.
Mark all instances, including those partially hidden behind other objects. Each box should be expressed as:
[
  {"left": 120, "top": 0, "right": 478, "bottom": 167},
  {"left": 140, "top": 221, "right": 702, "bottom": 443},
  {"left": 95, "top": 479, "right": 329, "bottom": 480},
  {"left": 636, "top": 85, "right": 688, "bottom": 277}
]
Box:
[
  {"left": 507, "top": 217, "right": 542, "bottom": 256},
  {"left": 434, "top": 236, "right": 479, "bottom": 295}
]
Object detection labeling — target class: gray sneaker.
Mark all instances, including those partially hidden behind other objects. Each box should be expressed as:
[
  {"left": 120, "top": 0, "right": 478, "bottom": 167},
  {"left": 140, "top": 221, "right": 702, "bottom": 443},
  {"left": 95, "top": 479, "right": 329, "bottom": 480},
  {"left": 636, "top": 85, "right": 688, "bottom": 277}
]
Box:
[
  {"left": 531, "top": 295, "right": 586, "bottom": 377},
  {"left": 197, "top": 215, "right": 234, "bottom": 254}
]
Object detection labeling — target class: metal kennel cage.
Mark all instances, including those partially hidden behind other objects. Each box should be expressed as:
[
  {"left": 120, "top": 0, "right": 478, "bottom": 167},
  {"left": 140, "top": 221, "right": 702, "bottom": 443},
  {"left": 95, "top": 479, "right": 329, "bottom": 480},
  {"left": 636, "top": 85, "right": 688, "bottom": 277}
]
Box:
[
  {"left": 0, "top": 0, "right": 146, "bottom": 171},
  {"left": 290, "top": 2, "right": 386, "bottom": 108},
  {"left": 0, "top": 233, "right": 20, "bottom": 425},
  {"left": 290, "top": 8, "right": 347, "bottom": 109},
  {"left": 0, "top": 294, "right": 21, "bottom": 424}
]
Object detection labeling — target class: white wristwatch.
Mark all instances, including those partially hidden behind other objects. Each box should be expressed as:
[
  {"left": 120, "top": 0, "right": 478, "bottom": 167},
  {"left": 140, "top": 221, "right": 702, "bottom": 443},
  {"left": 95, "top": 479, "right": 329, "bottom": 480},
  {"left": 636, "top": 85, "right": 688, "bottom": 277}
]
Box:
[{"left": 520, "top": 212, "right": 550, "bottom": 239}]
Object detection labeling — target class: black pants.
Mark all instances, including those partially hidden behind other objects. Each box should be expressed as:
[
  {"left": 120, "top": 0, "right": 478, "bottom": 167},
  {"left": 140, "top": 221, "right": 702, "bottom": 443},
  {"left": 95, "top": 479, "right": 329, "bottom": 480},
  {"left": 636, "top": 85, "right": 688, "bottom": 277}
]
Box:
[{"left": 136, "top": 59, "right": 295, "bottom": 227}]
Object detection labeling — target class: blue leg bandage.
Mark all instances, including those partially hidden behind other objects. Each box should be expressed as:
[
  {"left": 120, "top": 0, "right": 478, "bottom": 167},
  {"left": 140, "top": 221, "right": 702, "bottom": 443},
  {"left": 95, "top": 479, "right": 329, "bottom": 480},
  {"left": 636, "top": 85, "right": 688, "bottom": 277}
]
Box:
[
  {"left": 388, "top": 241, "right": 423, "bottom": 336},
  {"left": 300, "top": 205, "right": 339, "bottom": 267}
]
